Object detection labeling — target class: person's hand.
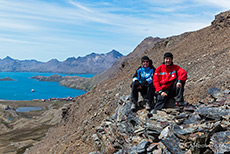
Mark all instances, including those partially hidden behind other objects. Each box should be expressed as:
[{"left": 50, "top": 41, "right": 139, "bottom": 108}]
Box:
[
  {"left": 133, "top": 80, "right": 142, "bottom": 89},
  {"left": 137, "top": 85, "right": 142, "bottom": 89},
  {"left": 176, "top": 82, "right": 182, "bottom": 88},
  {"left": 140, "top": 81, "right": 148, "bottom": 88},
  {"left": 161, "top": 92, "right": 167, "bottom": 97},
  {"left": 134, "top": 80, "right": 140, "bottom": 86}
]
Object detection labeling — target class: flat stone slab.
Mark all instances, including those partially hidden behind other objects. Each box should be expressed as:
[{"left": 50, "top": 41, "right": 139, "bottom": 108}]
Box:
[
  {"left": 196, "top": 106, "right": 230, "bottom": 120},
  {"left": 208, "top": 87, "right": 224, "bottom": 99},
  {"left": 210, "top": 131, "right": 230, "bottom": 153}
]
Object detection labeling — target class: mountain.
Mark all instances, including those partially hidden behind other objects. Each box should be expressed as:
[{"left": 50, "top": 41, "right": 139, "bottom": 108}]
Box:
[
  {"left": 60, "top": 37, "right": 162, "bottom": 90},
  {"left": 0, "top": 49, "right": 123, "bottom": 74},
  {"left": 25, "top": 11, "right": 230, "bottom": 153}
]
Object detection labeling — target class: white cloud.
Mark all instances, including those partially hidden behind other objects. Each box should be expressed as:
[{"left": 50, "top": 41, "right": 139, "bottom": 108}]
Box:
[
  {"left": 68, "top": 0, "right": 93, "bottom": 13},
  {"left": 194, "top": 0, "right": 230, "bottom": 9},
  {"left": 0, "top": 0, "right": 210, "bottom": 36},
  {"left": 143, "top": 0, "right": 186, "bottom": 5},
  {"left": 0, "top": 37, "right": 44, "bottom": 45},
  {"left": 0, "top": 18, "right": 41, "bottom": 31},
  {"left": 0, "top": 0, "right": 225, "bottom": 61}
]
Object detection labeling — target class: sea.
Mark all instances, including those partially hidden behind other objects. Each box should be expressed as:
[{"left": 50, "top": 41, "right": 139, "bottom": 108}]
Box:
[{"left": 0, "top": 72, "right": 94, "bottom": 101}]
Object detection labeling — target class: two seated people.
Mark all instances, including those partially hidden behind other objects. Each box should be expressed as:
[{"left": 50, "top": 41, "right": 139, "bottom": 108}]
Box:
[{"left": 130, "top": 52, "right": 187, "bottom": 113}]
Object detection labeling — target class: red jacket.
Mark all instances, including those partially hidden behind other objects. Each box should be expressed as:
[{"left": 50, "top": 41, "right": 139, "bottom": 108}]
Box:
[{"left": 153, "top": 63, "right": 187, "bottom": 92}]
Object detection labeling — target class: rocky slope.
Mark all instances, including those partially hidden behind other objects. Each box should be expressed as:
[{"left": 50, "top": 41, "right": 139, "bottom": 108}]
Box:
[
  {"left": 25, "top": 11, "right": 230, "bottom": 154},
  {"left": 0, "top": 49, "right": 123, "bottom": 74},
  {"left": 90, "top": 87, "right": 230, "bottom": 153}
]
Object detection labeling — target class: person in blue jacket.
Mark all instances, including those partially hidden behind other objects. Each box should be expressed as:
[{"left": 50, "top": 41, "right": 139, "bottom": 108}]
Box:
[{"left": 130, "top": 56, "right": 155, "bottom": 111}]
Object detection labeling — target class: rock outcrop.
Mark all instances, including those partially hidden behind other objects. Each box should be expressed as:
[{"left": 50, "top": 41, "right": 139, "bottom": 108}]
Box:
[
  {"left": 212, "top": 10, "right": 230, "bottom": 30},
  {"left": 90, "top": 87, "right": 230, "bottom": 153},
  {"left": 0, "top": 104, "right": 19, "bottom": 130}
]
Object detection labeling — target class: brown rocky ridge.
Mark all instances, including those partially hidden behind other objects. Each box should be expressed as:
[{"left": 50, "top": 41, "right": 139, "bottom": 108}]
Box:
[{"left": 25, "top": 11, "right": 230, "bottom": 154}]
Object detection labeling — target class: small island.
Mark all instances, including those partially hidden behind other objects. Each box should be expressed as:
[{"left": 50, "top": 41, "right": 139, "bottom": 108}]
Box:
[
  {"left": 31, "top": 74, "right": 91, "bottom": 91},
  {"left": 30, "top": 74, "right": 64, "bottom": 82},
  {"left": 0, "top": 76, "right": 16, "bottom": 81}
]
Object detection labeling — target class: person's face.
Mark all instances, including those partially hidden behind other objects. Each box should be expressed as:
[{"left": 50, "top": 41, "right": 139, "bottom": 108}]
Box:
[
  {"left": 142, "top": 60, "right": 149, "bottom": 68},
  {"left": 164, "top": 57, "right": 172, "bottom": 65}
]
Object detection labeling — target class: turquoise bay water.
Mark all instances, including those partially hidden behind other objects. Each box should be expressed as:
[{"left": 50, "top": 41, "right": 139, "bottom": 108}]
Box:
[{"left": 0, "top": 72, "right": 94, "bottom": 100}]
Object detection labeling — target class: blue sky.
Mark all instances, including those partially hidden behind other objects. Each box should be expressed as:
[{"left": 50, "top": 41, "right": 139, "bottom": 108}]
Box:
[{"left": 0, "top": 0, "right": 229, "bottom": 62}]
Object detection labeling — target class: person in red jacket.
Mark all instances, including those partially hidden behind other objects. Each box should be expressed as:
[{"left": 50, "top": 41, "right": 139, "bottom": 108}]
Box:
[{"left": 153, "top": 52, "right": 187, "bottom": 112}]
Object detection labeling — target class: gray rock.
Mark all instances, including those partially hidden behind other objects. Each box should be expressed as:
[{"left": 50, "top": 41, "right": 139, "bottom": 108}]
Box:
[
  {"left": 184, "top": 112, "right": 201, "bottom": 124},
  {"left": 159, "top": 126, "right": 185, "bottom": 154},
  {"left": 173, "top": 125, "right": 196, "bottom": 136},
  {"left": 134, "top": 128, "right": 145, "bottom": 135},
  {"left": 175, "top": 113, "right": 189, "bottom": 119},
  {"left": 89, "top": 152, "right": 103, "bottom": 154},
  {"left": 0, "top": 104, "right": 10, "bottom": 110},
  {"left": 225, "top": 94, "right": 230, "bottom": 106},
  {"left": 208, "top": 87, "right": 224, "bottom": 99},
  {"left": 114, "top": 149, "right": 130, "bottom": 154},
  {"left": 210, "top": 131, "right": 230, "bottom": 153},
  {"left": 92, "top": 134, "right": 100, "bottom": 141},
  {"left": 136, "top": 141, "right": 150, "bottom": 153},
  {"left": 112, "top": 100, "right": 139, "bottom": 125},
  {"left": 145, "top": 122, "right": 163, "bottom": 136},
  {"left": 91, "top": 90, "right": 230, "bottom": 154},
  {"left": 161, "top": 134, "right": 185, "bottom": 154},
  {"left": 96, "top": 126, "right": 104, "bottom": 133},
  {"left": 147, "top": 144, "right": 158, "bottom": 152},
  {"left": 223, "top": 89, "right": 230, "bottom": 94},
  {"left": 196, "top": 106, "right": 230, "bottom": 120}
]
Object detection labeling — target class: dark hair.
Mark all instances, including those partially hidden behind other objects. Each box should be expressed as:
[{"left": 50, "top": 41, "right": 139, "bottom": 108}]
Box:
[
  {"left": 141, "top": 56, "right": 150, "bottom": 62},
  {"left": 164, "top": 52, "right": 173, "bottom": 59}
]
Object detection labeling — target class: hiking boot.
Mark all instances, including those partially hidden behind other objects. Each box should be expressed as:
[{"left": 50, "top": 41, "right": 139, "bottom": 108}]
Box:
[
  {"left": 131, "top": 103, "right": 136, "bottom": 111},
  {"left": 145, "top": 102, "right": 151, "bottom": 111}
]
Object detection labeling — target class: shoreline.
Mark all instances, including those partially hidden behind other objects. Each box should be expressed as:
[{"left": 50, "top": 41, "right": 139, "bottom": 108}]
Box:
[
  {"left": 0, "top": 72, "right": 90, "bottom": 100},
  {"left": 0, "top": 96, "right": 74, "bottom": 102}
]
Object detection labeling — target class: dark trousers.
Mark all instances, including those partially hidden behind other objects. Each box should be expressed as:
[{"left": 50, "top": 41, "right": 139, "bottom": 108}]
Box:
[
  {"left": 131, "top": 82, "right": 155, "bottom": 105},
  {"left": 154, "top": 79, "right": 185, "bottom": 111}
]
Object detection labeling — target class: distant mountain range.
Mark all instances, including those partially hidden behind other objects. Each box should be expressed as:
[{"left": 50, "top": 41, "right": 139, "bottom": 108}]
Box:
[{"left": 0, "top": 49, "right": 123, "bottom": 74}]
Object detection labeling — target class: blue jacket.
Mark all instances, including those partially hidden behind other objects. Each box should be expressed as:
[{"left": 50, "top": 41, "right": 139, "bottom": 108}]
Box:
[{"left": 133, "top": 65, "right": 155, "bottom": 85}]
